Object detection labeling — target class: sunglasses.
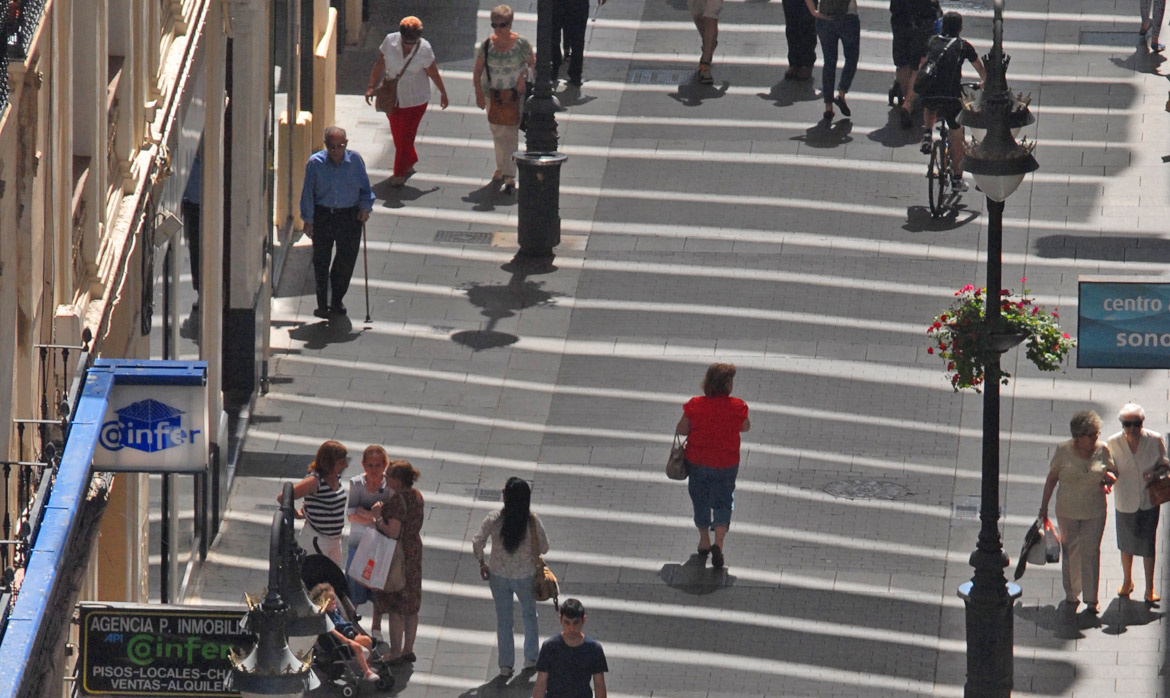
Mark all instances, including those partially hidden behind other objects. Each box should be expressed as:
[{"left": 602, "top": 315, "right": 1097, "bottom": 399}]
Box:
[
  {"left": 1122, "top": 420, "right": 1143, "bottom": 428},
  {"left": 491, "top": 21, "right": 510, "bottom": 28}
]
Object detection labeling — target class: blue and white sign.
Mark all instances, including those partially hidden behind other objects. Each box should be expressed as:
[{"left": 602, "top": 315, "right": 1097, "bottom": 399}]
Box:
[
  {"left": 91, "top": 361, "right": 209, "bottom": 473},
  {"left": 1078, "top": 279, "right": 1170, "bottom": 369}
]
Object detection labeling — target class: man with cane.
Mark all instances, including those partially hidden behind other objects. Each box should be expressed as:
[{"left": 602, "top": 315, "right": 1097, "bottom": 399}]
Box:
[{"left": 299, "top": 126, "right": 375, "bottom": 319}]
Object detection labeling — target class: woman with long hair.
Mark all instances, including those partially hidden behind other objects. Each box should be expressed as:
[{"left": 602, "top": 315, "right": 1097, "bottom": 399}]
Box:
[
  {"left": 279, "top": 440, "right": 349, "bottom": 565},
  {"left": 472, "top": 477, "right": 549, "bottom": 677},
  {"left": 676, "top": 363, "right": 750, "bottom": 570},
  {"left": 371, "top": 460, "right": 424, "bottom": 662}
]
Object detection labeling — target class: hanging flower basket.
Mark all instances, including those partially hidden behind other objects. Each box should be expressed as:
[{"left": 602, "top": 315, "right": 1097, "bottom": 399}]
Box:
[{"left": 927, "top": 281, "right": 1075, "bottom": 392}]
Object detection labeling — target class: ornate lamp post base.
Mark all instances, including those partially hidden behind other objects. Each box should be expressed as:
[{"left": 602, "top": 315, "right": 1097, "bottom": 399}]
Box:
[{"left": 514, "top": 152, "right": 567, "bottom": 260}]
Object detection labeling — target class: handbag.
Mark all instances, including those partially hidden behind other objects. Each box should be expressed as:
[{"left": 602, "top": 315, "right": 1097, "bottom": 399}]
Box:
[
  {"left": 382, "top": 492, "right": 409, "bottom": 592},
  {"left": 482, "top": 38, "right": 524, "bottom": 126},
  {"left": 1150, "top": 475, "right": 1170, "bottom": 506},
  {"left": 529, "top": 519, "right": 559, "bottom": 610},
  {"left": 1043, "top": 518, "right": 1060, "bottom": 563},
  {"left": 817, "top": 0, "right": 851, "bottom": 16},
  {"left": 347, "top": 526, "right": 398, "bottom": 590},
  {"left": 1014, "top": 517, "right": 1047, "bottom": 580},
  {"left": 374, "top": 40, "right": 420, "bottom": 114},
  {"left": 666, "top": 433, "right": 689, "bottom": 480}
]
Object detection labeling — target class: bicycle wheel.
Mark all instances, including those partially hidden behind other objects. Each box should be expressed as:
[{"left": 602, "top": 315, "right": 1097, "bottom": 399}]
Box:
[{"left": 928, "top": 139, "right": 951, "bottom": 216}]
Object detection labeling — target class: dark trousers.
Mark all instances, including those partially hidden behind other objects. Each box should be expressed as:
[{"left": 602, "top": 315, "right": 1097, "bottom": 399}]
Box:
[
  {"left": 181, "top": 199, "right": 202, "bottom": 295},
  {"left": 782, "top": 0, "right": 818, "bottom": 69},
  {"left": 815, "top": 14, "right": 860, "bottom": 98},
  {"left": 311, "top": 206, "right": 362, "bottom": 309},
  {"left": 551, "top": 0, "right": 589, "bottom": 82}
]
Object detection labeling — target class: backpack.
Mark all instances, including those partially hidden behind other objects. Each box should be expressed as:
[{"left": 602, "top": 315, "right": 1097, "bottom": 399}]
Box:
[{"left": 914, "top": 36, "right": 961, "bottom": 96}]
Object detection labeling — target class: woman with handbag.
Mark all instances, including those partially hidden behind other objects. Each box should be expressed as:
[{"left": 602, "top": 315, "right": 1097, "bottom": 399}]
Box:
[
  {"left": 803, "top": 0, "right": 860, "bottom": 121},
  {"left": 1106, "top": 403, "right": 1169, "bottom": 604},
  {"left": 472, "top": 477, "right": 549, "bottom": 678},
  {"left": 344, "top": 445, "right": 389, "bottom": 621},
  {"left": 675, "top": 363, "right": 750, "bottom": 570},
  {"left": 364, "top": 16, "right": 449, "bottom": 187},
  {"left": 1039, "top": 410, "right": 1117, "bottom": 612},
  {"left": 372, "top": 460, "right": 424, "bottom": 662},
  {"left": 278, "top": 440, "right": 349, "bottom": 565},
  {"left": 472, "top": 5, "right": 534, "bottom": 193}
]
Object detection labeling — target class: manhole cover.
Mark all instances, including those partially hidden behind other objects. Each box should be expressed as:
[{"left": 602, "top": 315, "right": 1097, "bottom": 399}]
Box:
[
  {"left": 823, "top": 479, "right": 909, "bottom": 500},
  {"left": 435, "top": 230, "right": 493, "bottom": 245},
  {"left": 1080, "top": 30, "right": 1142, "bottom": 47},
  {"left": 627, "top": 68, "right": 693, "bottom": 85}
]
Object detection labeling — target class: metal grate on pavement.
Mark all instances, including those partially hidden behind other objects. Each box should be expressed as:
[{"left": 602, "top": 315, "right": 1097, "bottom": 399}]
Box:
[
  {"left": 435, "top": 230, "right": 493, "bottom": 245},
  {"left": 627, "top": 68, "right": 694, "bottom": 86}
]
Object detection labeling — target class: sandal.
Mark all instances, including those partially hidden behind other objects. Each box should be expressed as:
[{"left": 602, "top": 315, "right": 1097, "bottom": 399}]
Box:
[
  {"left": 1119, "top": 581, "right": 1134, "bottom": 597},
  {"left": 1147, "top": 592, "right": 1161, "bottom": 604},
  {"left": 502, "top": 176, "right": 516, "bottom": 194},
  {"left": 697, "top": 63, "right": 714, "bottom": 85}
]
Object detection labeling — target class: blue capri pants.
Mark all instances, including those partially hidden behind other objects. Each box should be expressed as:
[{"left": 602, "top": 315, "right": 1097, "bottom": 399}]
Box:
[{"left": 688, "top": 463, "right": 739, "bottom": 529}]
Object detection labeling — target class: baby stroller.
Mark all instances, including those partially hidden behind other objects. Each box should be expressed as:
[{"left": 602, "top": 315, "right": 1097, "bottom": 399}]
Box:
[{"left": 301, "top": 549, "right": 395, "bottom": 696}]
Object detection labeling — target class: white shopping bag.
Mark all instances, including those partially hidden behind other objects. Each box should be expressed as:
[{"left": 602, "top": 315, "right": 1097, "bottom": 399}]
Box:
[{"left": 346, "top": 527, "right": 398, "bottom": 590}]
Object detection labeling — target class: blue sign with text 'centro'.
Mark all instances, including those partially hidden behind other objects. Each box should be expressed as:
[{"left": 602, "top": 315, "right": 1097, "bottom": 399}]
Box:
[{"left": 1078, "top": 279, "right": 1170, "bottom": 369}]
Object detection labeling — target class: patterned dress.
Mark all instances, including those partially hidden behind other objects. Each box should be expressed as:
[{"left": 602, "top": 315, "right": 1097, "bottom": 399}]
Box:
[{"left": 373, "top": 488, "right": 425, "bottom": 615}]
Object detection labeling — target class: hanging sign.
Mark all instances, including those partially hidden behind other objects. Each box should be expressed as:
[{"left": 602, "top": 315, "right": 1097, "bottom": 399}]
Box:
[
  {"left": 78, "top": 604, "right": 248, "bottom": 697},
  {"left": 1078, "top": 278, "right": 1170, "bottom": 368},
  {"left": 89, "top": 360, "right": 208, "bottom": 472}
]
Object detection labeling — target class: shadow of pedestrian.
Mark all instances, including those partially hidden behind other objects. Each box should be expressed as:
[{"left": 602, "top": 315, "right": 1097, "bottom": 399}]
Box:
[
  {"left": 462, "top": 181, "right": 518, "bottom": 212},
  {"left": 658, "top": 555, "right": 735, "bottom": 595},
  {"left": 383, "top": 661, "right": 414, "bottom": 695},
  {"left": 668, "top": 79, "right": 731, "bottom": 107},
  {"left": 1014, "top": 601, "right": 1086, "bottom": 640},
  {"left": 903, "top": 204, "right": 980, "bottom": 232},
  {"left": 450, "top": 266, "right": 561, "bottom": 352},
  {"left": 1099, "top": 597, "right": 1164, "bottom": 635},
  {"left": 1111, "top": 41, "right": 1166, "bottom": 75},
  {"left": 287, "top": 315, "right": 362, "bottom": 350},
  {"left": 373, "top": 179, "right": 439, "bottom": 210},
  {"left": 792, "top": 118, "right": 853, "bottom": 148},
  {"left": 868, "top": 109, "right": 922, "bottom": 148},
  {"left": 557, "top": 85, "right": 596, "bottom": 108},
  {"left": 757, "top": 80, "right": 818, "bottom": 108},
  {"left": 456, "top": 668, "right": 537, "bottom": 697}
]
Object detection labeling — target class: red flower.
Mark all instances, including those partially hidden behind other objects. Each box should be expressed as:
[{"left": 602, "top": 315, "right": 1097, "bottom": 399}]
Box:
[
  {"left": 928, "top": 347, "right": 934, "bottom": 354},
  {"left": 940, "top": 314, "right": 948, "bottom": 322},
  {"left": 1052, "top": 312, "right": 1059, "bottom": 318},
  {"left": 947, "top": 362, "right": 955, "bottom": 370},
  {"left": 1020, "top": 277, "right": 1027, "bottom": 284},
  {"left": 1062, "top": 333, "right": 1070, "bottom": 339},
  {"left": 1001, "top": 289, "right": 1011, "bottom": 296},
  {"left": 939, "top": 342, "right": 947, "bottom": 350},
  {"left": 1032, "top": 307, "right": 1039, "bottom": 315}
]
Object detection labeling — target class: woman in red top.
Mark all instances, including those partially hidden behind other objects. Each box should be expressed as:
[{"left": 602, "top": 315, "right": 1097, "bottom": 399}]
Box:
[{"left": 675, "top": 362, "right": 750, "bottom": 569}]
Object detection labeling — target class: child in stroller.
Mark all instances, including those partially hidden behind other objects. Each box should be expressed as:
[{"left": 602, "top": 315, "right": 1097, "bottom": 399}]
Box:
[{"left": 309, "top": 583, "right": 382, "bottom": 683}]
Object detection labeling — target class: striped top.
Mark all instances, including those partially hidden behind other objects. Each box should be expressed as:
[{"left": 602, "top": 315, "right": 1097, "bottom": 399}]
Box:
[{"left": 304, "top": 472, "right": 347, "bottom": 538}]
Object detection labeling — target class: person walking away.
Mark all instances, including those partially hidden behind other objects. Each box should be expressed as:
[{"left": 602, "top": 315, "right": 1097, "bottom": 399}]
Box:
[
  {"left": 782, "top": 0, "right": 817, "bottom": 81},
  {"left": 371, "top": 460, "right": 424, "bottom": 662},
  {"left": 179, "top": 143, "right": 202, "bottom": 339},
  {"left": 1038, "top": 410, "right": 1117, "bottom": 612},
  {"left": 915, "top": 11, "right": 985, "bottom": 192},
  {"left": 473, "top": 5, "right": 534, "bottom": 194},
  {"left": 279, "top": 440, "right": 349, "bottom": 566},
  {"left": 345, "top": 445, "right": 389, "bottom": 623},
  {"left": 553, "top": 0, "right": 604, "bottom": 86},
  {"left": 1105, "top": 403, "right": 1169, "bottom": 604},
  {"left": 472, "top": 477, "right": 550, "bottom": 678},
  {"left": 888, "top": 0, "right": 940, "bottom": 127},
  {"left": 532, "top": 598, "right": 608, "bottom": 698},
  {"left": 689, "top": 0, "right": 722, "bottom": 85},
  {"left": 1140, "top": 0, "right": 1166, "bottom": 51},
  {"left": 299, "top": 126, "right": 374, "bottom": 319},
  {"left": 805, "top": 0, "right": 860, "bottom": 122},
  {"left": 676, "top": 362, "right": 750, "bottom": 569},
  {"left": 364, "top": 16, "right": 449, "bottom": 187}
]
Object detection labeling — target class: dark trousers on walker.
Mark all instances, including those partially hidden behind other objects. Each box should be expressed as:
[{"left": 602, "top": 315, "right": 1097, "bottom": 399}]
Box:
[
  {"left": 552, "top": 0, "right": 589, "bottom": 82},
  {"left": 782, "top": 0, "right": 818, "bottom": 69},
  {"left": 311, "top": 206, "right": 362, "bottom": 310}
]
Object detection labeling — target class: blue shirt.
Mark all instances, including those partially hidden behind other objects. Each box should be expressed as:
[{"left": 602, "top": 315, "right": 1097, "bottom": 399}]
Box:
[
  {"left": 535, "top": 635, "right": 608, "bottom": 698},
  {"left": 299, "top": 149, "right": 375, "bottom": 223}
]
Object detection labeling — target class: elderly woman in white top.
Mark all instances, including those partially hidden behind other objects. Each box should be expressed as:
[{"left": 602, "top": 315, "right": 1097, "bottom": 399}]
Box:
[
  {"left": 1106, "top": 403, "right": 1169, "bottom": 604},
  {"left": 471, "top": 477, "right": 549, "bottom": 678},
  {"left": 364, "top": 16, "right": 449, "bottom": 187}
]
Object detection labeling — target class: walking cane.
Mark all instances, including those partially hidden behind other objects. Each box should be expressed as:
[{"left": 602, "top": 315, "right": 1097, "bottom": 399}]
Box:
[{"left": 361, "top": 222, "right": 372, "bottom": 323}]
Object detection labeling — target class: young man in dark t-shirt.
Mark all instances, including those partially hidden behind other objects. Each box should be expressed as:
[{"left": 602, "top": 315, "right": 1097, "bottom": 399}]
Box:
[
  {"left": 917, "top": 11, "right": 986, "bottom": 192},
  {"left": 532, "top": 599, "right": 608, "bottom": 698}
]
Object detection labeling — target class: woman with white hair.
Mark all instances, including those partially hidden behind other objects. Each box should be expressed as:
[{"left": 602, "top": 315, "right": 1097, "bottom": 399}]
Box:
[
  {"left": 1106, "top": 403, "right": 1169, "bottom": 604},
  {"left": 1039, "top": 410, "right": 1117, "bottom": 612}
]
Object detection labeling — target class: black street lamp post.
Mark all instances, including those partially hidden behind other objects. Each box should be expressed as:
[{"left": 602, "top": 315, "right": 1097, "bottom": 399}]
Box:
[
  {"left": 957, "top": 1, "right": 1038, "bottom": 696},
  {"left": 514, "top": 0, "right": 566, "bottom": 261}
]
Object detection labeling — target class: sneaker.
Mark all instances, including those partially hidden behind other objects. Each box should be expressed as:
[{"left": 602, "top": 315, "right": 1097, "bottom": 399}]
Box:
[
  {"left": 364, "top": 670, "right": 380, "bottom": 682},
  {"left": 920, "top": 137, "right": 932, "bottom": 155},
  {"left": 697, "top": 64, "right": 714, "bottom": 85},
  {"left": 951, "top": 175, "right": 968, "bottom": 192}
]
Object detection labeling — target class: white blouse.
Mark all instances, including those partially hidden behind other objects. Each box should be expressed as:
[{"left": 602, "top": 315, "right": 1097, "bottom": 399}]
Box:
[
  {"left": 379, "top": 33, "right": 436, "bottom": 109},
  {"left": 1107, "top": 429, "right": 1166, "bottom": 513},
  {"left": 472, "top": 510, "right": 549, "bottom": 580}
]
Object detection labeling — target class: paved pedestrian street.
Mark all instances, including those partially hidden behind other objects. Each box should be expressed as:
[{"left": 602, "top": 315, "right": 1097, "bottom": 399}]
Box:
[{"left": 186, "top": 0, "right": 1170, "bottom": 695}]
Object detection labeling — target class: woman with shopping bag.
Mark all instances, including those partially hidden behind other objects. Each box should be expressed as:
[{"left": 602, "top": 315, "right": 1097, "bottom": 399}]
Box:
[{"left": 344, "top": 446, "right": 389, "bottom": 619}]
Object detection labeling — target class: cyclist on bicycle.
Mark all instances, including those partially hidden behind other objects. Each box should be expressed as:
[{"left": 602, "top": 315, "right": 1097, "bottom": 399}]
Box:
[{"left": 916, "top": 11, "right": 985, "bottom": 192}]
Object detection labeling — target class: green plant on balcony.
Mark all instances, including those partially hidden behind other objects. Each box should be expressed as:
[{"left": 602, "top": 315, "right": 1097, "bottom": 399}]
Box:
[{"left": 927, "top": 280, "right": 1075, "bottom": 392}]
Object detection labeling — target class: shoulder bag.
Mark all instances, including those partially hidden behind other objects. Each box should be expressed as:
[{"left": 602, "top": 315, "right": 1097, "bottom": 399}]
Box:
[
  {"left": 1150, "top": 475, "right": 1170, "bottom": 506},
  {"left": 483, "top": 38, "right": 523, "bottom": 126},
  {"left": 666, "top": 433, "right": 689, "bottom": 480},
  {"left": 382, "top": 492, "right": 408, "bottom": 592},
  {"left": 375, "top": 40, "right": 421, "bottom": 114},
  {"left": 529, "top": 518, "right": 559, "bottom": 610}
]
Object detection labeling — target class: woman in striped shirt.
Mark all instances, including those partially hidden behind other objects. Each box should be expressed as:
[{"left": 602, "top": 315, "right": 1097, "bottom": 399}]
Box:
[{"left": 280, "top": 440, "right": 349, "bottom": 565}]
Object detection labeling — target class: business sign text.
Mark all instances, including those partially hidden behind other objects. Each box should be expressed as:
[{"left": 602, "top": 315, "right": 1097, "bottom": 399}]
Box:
[{"left": 1078, "top": 280, "right": 1170, "bottom": 368}]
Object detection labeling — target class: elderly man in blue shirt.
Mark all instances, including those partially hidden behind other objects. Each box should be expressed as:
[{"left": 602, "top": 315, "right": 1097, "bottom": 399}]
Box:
[{"left": 299, "top": 126, "right": 375, "bottom": 318}]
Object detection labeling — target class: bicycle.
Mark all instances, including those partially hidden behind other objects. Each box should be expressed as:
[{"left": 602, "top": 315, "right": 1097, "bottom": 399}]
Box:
[{"left": 924, "top": 82, "right": 980, "bottom": 217}]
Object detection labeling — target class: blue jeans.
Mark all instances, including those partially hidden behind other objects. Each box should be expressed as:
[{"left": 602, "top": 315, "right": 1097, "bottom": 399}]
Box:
[
  {"left": 688, "top": 464, "right": 739, "bottom": 529},
  {"left": 815, "top": 14, "right": 860, "bottom": 100},
  {"left": 489, "top": 573, "right": 539, "bottom": 669}
]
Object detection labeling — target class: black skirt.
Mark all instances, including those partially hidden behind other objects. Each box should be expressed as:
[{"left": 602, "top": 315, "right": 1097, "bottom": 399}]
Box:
[{"left": 1116, "top": 507, "right": 1159, "bottom": 558}]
